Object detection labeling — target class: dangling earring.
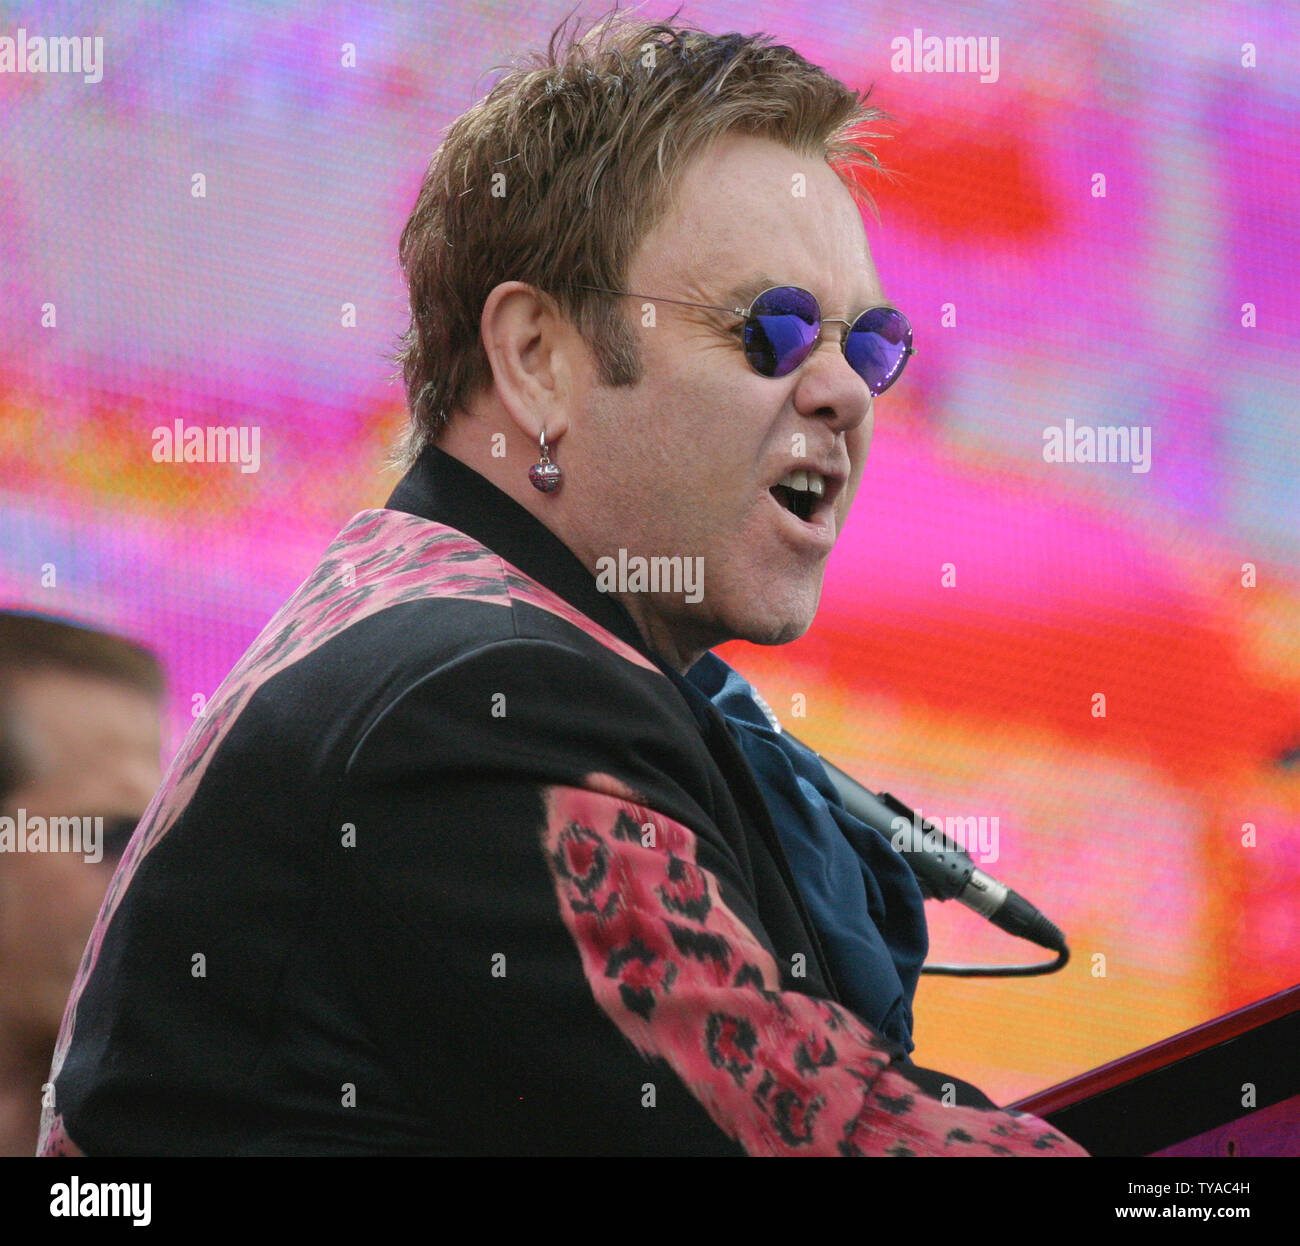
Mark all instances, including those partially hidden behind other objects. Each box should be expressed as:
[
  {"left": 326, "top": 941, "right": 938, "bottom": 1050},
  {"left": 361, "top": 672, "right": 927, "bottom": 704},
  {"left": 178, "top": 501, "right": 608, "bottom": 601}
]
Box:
[{"left": 528, "top": 429, "right": 562, "bottom": 493}]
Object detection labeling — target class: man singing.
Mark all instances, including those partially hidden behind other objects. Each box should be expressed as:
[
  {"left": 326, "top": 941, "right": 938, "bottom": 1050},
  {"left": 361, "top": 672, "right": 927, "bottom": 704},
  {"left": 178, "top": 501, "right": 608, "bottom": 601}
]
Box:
[{"left": 41, "top": 15, "right": 1084, "bottom": 1156}]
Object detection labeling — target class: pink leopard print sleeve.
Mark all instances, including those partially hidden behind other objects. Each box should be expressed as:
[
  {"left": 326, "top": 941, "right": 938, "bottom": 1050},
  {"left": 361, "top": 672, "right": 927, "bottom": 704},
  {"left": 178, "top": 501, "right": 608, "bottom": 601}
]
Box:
[
  {"left": 36, "top": 1113, "right": 84, "bottom": 1156},
  {"left": 542, "top": 779, "right": 1087, "bottom": 1157}
]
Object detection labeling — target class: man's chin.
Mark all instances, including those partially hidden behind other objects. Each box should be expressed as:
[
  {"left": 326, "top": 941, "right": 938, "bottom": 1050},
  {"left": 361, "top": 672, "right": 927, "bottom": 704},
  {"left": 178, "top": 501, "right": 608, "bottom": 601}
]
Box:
[
  {"left": 730, "top": 605, "right": 817, "bottom": 648},
  {"left": 751, "top": 620, "right": 813, "bottom": 647},
  {"left": 677, "top": 588, "right": 820, "bottom": 661}
]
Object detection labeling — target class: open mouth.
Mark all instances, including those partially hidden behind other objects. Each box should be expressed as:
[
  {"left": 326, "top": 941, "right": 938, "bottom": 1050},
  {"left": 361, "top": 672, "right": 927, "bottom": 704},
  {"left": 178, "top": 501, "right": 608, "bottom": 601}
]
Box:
[
  {"left": 770, "top": 484, "right": 816, "bottom": 522},
  {"left": 769, "top": 468, "right": 828, "bottom": 524}
]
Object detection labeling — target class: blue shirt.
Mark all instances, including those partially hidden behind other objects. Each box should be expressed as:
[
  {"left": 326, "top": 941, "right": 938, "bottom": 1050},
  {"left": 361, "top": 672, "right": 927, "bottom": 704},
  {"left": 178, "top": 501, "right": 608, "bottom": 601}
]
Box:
[{"left": 686, "top": 652, "right": 928, "bottom": 1051}]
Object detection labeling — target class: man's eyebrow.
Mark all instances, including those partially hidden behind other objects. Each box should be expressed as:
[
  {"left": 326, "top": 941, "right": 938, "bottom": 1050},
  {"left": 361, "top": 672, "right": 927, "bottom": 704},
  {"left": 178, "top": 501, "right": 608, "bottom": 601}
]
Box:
[
  {"left": 719, "top": 274, "right": 784, "bottom": 311},
  {"left": 718, "top": 275, "right": 895, "bottom": 313}
]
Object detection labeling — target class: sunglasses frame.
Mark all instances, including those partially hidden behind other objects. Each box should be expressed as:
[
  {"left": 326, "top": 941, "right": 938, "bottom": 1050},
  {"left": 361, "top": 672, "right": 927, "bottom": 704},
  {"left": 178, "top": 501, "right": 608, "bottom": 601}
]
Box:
[{"left": 577, "top": 283, "right": 915, "bottom": 396}]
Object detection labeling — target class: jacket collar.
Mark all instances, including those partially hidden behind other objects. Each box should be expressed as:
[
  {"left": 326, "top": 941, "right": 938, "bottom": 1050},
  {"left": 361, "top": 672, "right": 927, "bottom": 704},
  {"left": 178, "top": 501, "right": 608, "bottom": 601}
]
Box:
[{"left": 384, "top": 443, "right": 655, "bottom": 662}]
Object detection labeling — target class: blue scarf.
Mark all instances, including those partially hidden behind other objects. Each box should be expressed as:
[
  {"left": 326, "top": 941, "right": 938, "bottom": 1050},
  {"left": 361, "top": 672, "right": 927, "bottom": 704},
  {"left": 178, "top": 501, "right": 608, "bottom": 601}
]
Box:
[{"left": 686, "top": 652, "right": 927, "bottom": 1051}]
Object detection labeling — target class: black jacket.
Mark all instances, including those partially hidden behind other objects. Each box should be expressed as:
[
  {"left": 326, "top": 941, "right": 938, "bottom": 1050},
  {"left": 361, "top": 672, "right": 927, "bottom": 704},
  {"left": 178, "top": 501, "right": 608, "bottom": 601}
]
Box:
[{"left": 40, "top": 446, "right": 1082, "bottom": 1156}]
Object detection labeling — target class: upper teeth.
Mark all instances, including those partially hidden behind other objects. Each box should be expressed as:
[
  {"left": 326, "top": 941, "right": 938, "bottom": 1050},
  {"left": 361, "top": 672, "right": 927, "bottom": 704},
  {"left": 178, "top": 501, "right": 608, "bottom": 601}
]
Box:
[{"left": 778, "top": 469, "right": 826, "bottom": 498}]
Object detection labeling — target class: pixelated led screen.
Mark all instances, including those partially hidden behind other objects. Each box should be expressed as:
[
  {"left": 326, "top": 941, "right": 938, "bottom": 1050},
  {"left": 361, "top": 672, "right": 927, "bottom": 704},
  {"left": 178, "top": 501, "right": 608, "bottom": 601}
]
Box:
[{"left": 2, "top": 0, "right": 1297, "bottom": 1104}]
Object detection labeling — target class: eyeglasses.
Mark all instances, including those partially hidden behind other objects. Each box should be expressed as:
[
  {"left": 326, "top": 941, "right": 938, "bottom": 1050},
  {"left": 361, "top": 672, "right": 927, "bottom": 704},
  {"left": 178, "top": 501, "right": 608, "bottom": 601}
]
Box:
[{"left": 578, "top": 284, "right": 914, "bottom": 396}]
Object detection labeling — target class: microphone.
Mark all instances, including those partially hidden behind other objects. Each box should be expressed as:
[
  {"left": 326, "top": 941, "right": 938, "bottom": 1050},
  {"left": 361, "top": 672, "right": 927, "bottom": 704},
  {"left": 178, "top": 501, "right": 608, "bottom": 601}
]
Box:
[{"left": 811, "top": 750, "right": 1067, "bottom": 957}]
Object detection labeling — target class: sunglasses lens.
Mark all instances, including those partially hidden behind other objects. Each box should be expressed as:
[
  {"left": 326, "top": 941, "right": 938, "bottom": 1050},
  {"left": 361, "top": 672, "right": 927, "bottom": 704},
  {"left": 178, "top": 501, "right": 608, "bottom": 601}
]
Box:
[
  {"left": 743, "top": 287, "right": 820, "bottom": 377},
  {"left": 846, "top": 307, "right": 913, "bottom": 395}
]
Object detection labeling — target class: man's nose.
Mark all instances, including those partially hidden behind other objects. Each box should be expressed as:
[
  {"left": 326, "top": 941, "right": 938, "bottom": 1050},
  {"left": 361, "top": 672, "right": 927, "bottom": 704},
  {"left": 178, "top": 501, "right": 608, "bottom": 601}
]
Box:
[{"left": 793, "top": 327, "right": 874, "bottom": 432}]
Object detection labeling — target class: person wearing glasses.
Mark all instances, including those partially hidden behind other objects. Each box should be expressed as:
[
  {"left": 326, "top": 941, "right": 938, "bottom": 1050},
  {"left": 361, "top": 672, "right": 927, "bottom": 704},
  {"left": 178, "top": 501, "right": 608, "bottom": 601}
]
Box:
[
  {"left": 0, "top": 613, "right": 162, "bottom": 1156},
  {"left": 40, "top": 16, "right": 1085, "bottom": 1157}
]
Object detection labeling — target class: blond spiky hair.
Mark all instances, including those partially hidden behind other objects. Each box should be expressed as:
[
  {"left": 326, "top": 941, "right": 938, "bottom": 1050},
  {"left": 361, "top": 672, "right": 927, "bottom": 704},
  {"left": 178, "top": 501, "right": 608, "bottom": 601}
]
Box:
[{"left": 394, "top": 8, "right": 892, "bottom": 461}]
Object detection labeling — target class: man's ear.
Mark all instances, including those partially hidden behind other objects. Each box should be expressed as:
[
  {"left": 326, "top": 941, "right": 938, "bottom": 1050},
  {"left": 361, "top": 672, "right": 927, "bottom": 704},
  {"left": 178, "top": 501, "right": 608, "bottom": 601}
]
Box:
[{"left": 478, "top": 281, "right": 574, "bottom": 443}]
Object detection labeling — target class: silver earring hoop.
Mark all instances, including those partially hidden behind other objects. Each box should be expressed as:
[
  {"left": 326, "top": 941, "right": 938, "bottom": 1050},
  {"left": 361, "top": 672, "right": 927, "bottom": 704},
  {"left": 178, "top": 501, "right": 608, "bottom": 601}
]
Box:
[{"left": 528, "top": 429, "right": 562, "bottom": 493}]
